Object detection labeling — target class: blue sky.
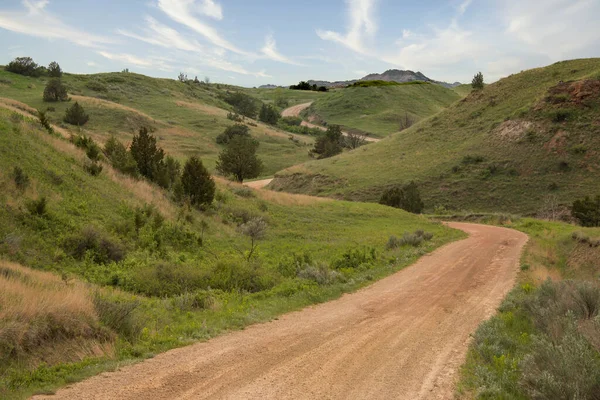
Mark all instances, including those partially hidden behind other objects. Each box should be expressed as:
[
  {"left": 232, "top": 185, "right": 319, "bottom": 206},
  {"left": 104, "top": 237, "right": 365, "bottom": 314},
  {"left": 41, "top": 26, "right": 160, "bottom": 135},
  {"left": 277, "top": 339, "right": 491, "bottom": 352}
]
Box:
[{"left": 1, "top": 0, "right": 599, "bottom": 87}]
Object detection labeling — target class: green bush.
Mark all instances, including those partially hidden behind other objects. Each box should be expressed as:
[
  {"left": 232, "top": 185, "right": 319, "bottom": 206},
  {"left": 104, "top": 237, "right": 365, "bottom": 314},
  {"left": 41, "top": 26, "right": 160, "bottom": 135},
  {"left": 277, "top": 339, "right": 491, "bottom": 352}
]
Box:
[
  {"left": 26, "top": 197, "right": 48, "bottom": 216},
  {"left": 280, "top": 116, "right": 302, "bottom": 126},
  {"left": 379, "top": 181, "right": 424, "bottom": 214},
  {"left": 43, "top": 79, "right": 68, "bottom": 102},
  {"left": 64, "top": 102, "right": 89, "bottom": 126},
  {"left": 223, "top": 92, "right": 259, "bottom": 118},
  {"left": 83, "top": 160, "right": 103, "bottom": 176},
  {"left": 181, "top": 156, "right": 215, "bottom": 207},
  {"left": 85, "top": 80, "right": 108, "bottom": 92},
  {"left": 216, "top": 124, "right": 251, "bottom": 145},
  {"left": 297, "top": 263, "right": 342, "bottom": 285},
  {"left": 93, "top": 293, "right": 143, "bottom": 340},
  {"left": 103, "top": 135, "right": 139, "bottom": 177},
  {"left": 12, "top": 166, "right": 29, "bottom": 191},
  {"left": 62, "top": 226, "right": 125, "bottom": 264},
  {"left": 258, "top": 104, "right": 280, "bottom": 125},
  {"left": 5, "top": 57, "right": 45, "bottom": 77},
  {"left": 572, "top": 195, "right": 600, "bottom": 227},
  {"left": 47, "top": 61, "right": 62, "bottom": 78},
  {"left": 332, "top": 247, "right": 377, "bottom": 270},
  {"left": 462, "top": 154, "right": 485, "bottom": 164},
  {"left": 209, "top": 260, "right": 276, "bottom": 293}
]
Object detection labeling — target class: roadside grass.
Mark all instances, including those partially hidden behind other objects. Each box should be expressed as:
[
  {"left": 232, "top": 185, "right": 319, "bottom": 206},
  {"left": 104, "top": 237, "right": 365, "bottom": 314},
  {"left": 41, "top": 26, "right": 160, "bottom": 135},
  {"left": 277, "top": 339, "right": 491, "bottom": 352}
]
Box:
[
  {"left": 304, "top": 82, "right": 461, "bottom": 137},
  {"left": 0, "top": 70, "right": 314, "bottom": 176},
  {"left": 0, "top": 109, "right": 465, "bottom": 398},
  {"left": 452, "top": 216, "right": 600, "bottom": 399},
  {"left": 273, "top": 58, "right": 600, "bottom": 215}
]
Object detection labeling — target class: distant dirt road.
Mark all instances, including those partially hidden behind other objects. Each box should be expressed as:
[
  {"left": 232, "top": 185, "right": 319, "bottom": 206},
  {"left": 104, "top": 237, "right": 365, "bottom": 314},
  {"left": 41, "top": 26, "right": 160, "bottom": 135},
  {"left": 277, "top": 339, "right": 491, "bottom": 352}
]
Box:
[
  {"left": 281, "top": 102, "right": 381, "bottom": 143},
  {"left": 244, "top": 178, "right": 274, "bottom": 189},
  {"left": 35, "top": 223, "right": 527, "bottom": 400}
]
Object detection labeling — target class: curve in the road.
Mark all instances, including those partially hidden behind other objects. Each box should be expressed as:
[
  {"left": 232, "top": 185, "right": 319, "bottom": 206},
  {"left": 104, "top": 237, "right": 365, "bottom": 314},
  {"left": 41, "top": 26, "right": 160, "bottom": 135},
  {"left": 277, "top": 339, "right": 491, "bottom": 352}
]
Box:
[
  {"left": 34, "top": 222, "right": 528, "bottom": 400},
  {"left": 282, "top": 102, "right": 381, "bottom": 143}
]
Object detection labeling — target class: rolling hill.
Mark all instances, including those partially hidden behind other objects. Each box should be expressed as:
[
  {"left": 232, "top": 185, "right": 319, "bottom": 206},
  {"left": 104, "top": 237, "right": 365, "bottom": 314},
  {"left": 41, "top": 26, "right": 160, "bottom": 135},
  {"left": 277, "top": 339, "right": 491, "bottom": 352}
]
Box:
[
  {"left": 303, "top": 82, "right": 462, "bottom": 138},
  {"left": 0, "top": 69, "right": 315, "bottom": 177},
  {"left": 271, "top": 58, "right": 600, "bottom": 215}
]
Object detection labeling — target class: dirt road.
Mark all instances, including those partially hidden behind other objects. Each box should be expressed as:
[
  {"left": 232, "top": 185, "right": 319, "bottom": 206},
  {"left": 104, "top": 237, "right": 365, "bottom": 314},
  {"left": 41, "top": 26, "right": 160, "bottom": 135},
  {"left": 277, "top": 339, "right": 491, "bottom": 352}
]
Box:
[
  {"left": 281, "top": 102, "right": 381, "bottom": 143},
  {"left": 243, "top": 178, "right": 274, "bottom": 189},
  {"left": 35, "top": 223, "right": 527, "bottom": 400}
]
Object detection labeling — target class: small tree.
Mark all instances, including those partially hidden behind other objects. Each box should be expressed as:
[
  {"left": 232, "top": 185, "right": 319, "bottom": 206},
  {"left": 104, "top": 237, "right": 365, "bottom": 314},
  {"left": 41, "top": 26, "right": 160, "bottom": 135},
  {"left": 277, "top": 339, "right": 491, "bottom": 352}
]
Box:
[
  {"left": 572, "top": 195, "right": 600, "bottom": 227},
  {"left": 379, "top": 181, "right": 424, "bottom": 214},
  {"left": 216, "top": 124, "right": 251, "bottom": 145},
  {"left": 181, "top": 156, "right": 215, "bottom": 207},
  {"left": 398, "top": 112, "right": 415, "bottom": 131},
  {"left": 258, "top": 104, "right": 280, "bottom": 125},
  {"left": 63, "top": 102, "right": 89, "bottom": 126},
  {"left": 311, "top": 125, "right": 344, "bottom": 159},
  {"left": 129, "top": 127, "right": 165, "bottom": 181},
  {"left": 48, "top": 61, "right": 62, "bottom": 78},
  {"left": 216, "top": 135, "right": 263, "bottom": 183},
  {"left": 37, "top": 109, "right": 54, "bottom": 134},
  {"left": 12, "top": 166, "right": 30, "bottom": 191},
  {"left": 239, "top": 217, "right": 267, "bottom": 260},
  {"left": 344, "top": 131, "right": 367, "bottom": 149},
  {"left": 223, "top": 92, "right": 259, "bottom": 119},
  {"left": 155, "top": 155, "right": 181, "bottom": 189},
  {"left": 177, "top": 72, "right": 187, "bottom": 82},
  {"left": 103, "top": 135, "right": 138, "bottom": 177},
  {"left": 472, "top": 72, "right": 484, "bottom": 90},
  {"left": 43, "top": 78, "right": 68, "bottom": 102}
]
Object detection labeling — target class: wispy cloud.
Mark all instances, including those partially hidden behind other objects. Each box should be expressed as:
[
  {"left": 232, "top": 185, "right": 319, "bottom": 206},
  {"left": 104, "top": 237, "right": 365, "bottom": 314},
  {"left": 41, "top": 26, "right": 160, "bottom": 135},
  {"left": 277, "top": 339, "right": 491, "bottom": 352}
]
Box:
[
  {"left": 0, "top": 0, "right": 114, "bottom": 47},
  {"left": 97, "top": 51, "right": 156, "bottom": 68},
  {"left": 261, "top": 34, "right": 303, "bottom": 65},
  {"left": 196, "top": 0, "right": 222, "bottom": 20},
  {"left": 317, "top": 0, "right": 378, "bottom": 54},
  {"left": 157, "top": 0, "right": 249, "bottom": 55}
]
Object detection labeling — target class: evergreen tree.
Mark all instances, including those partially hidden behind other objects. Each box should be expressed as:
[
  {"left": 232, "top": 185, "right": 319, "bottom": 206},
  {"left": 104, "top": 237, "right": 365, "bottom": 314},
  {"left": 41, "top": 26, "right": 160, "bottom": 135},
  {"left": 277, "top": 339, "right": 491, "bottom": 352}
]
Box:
[
  {"left": 472, "top": 72, "right": 484, "bottom": 90},
  {"left": 311, "top": 125, "right": 344, "bottom": 159},
  {"left": 216, "top": 136, "right": 263, "bottom": 183},
  {"left": 181, "top": 156, "right": 215, "bottom": 207},
  {"left": 48, "top": 61, "right": 62, "bottom": 78},
  {"left": 258, "top": 104, "right": 280, "bottom": 125},
  {"left": 216, "top": 124, "right": 251, "bottom": 144},
  {"left": 129, "top": 127, "right": 165, "bottom": 181},
  {"left": 103, "top": 135, "right": 139, "bottom": 177},
  {"left": 63, "top": 102, "right": 89, "bottom": 125},
  {"left": 43, "top": 78, "right": 68, "bottom": 102}
]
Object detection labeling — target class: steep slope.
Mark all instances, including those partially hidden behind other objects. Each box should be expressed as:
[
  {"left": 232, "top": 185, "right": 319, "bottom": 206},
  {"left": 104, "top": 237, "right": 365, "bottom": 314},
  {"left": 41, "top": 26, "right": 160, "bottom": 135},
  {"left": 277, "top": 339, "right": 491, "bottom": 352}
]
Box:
[
  {"left": 272, "top": 58, "right": 600, "bottom": 214},
  {"left": 0, "top": 109, "right": 461, "bottom": 398},
  {"left": 0, "top": 70, "right": 313, "bottom": 176},
  {"left": 304, "top": 82, "right": 462, "bottom": 137}
]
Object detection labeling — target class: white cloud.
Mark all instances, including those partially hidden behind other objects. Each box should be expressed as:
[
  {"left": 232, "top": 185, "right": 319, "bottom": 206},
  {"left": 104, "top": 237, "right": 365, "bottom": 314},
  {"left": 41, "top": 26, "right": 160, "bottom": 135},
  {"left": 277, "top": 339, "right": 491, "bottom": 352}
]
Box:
[
  {"left": 0, "top": 0, "right": 114, "bottom": 47},
  {"left": 503, "top": 0, "right": 600, "bottom": 60},
  {"left": 117, "top": 16, "right": 262, "bottom": 76},
  {"left": 261, "top": 34, "right": 303, "bottom": 65},
  {"left": 317, "top": 0, "right": 377, "bottom": 54},
  {"left": 157, "top": 0, "right": 249, "bottom": 55},
  {"left": 87, "top": 61, "right": 98, "bottom": 67},
  {"left": 196, "top": 0, "right": 222, "bottom": 20},
  {"left": 98, "top": 51, "right": 154, "bottom": 67}
]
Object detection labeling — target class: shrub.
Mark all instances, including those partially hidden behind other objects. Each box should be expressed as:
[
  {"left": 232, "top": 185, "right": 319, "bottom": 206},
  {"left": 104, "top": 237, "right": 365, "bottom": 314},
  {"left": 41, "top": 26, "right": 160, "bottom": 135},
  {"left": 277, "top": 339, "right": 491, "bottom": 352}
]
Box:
[
  {"left": 129, "top": 127, "right": 165, "bottom": 181},
  {"left": 231, "top": 186, "right": 255, "bottom": 198},
  {"left": 238, "top": 217, "right": 268, "bottom": 260},
  {"left": 85, "top": 80, "right": 108, "bottom": 92},
  {"left": 227, "top": 112, "right": 243, "bottom": 122},
  {"left": 209, "top": 260, "right": 275, "bottom": 293},
  {"left": 332, "top": 247, "right": 377, "bottom": 270},
  {"left": 83, "top": 160, "right": 103, "bottom": 176},
  {"left": 398, "top": 233, "right": 423, "bottom": 247},
  {"left": 5, "top": 57, "right": 45, "bottom": 77},
  {"left": 310, "top": 125, "right": 344, "bottom": 159},
  {"left": 93, "top": 293, "right": 143, "bottom": 340},
  {"left": 571, "top": 195, "right": 600, "bottom": 227},
  {"left": 297, "top": 263, "right": 342, "bottom": 285},
  {"left": 462, "top": 154, "right": 485, "bottom": 164},
  {"left": 37, "top": 109, "right": 54, "bottom": 134},
  {"left": 216, "top": 123, "right": 251, "bottom": 145},
  {"left": 181, "top": 156, "right": 215, "bottom": 207},
  {"left": 379, "top": 181, "right": 424, "bottom": 214},
  {"left": 258, "top": 104, "right": 280, "bottom": 125},
  {"left": 12, "top": 166, "right": 29, "bottom": 191},
  {"left": 26, "top": 197, "right": 48, "bottom": 216},
  {"left": 103, "top": 135, "right": 139, "bottom": 177},
  {"left": 216, "top": 135, "right": 263, "bottom": 183},
  {"left": 280, "top": 116, "right": 302, "bottom": 126},
  {"left": 472, "top": 72, "right": 484, "bottom": 90},
  {"left": 47, "top": 61, "right": 62, "bottom": 78},
  {"left": 64, "top": 101, "right": 89, "bottom": 126},
  {"left": 550, "top": 110, "right": 572, "bottom": 123},
  {"left": 62, "top": 226, "right": 126, "bottom": 264},
  {"left": 43, "top": 78, "right": 68, "bottom": 102},
  {"left": 223, "top": 92, "right": 259, "bottom": 118}
]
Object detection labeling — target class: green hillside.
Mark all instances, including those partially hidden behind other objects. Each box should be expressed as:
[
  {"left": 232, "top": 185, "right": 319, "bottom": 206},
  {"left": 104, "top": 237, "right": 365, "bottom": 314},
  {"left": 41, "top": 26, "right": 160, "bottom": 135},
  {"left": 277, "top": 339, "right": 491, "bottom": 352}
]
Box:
[
  {"left": 304, "top": 82, "right": 462, "bottom": 137},
  {"left": 0, "top": 69, "right": 314, "bottom": 177},
  {"left": 0, "top": 108, "right": 462, "bottom": 398},
  {"left": 271, "top": 58, "right": 600, "bottom": 214}
]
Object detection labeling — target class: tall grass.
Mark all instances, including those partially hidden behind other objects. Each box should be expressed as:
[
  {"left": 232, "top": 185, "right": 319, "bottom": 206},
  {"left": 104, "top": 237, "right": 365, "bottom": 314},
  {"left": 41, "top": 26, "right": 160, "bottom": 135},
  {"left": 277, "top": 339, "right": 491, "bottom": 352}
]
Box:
[{"left": 0, "top": 261, "right": 113, "bottom": 366}]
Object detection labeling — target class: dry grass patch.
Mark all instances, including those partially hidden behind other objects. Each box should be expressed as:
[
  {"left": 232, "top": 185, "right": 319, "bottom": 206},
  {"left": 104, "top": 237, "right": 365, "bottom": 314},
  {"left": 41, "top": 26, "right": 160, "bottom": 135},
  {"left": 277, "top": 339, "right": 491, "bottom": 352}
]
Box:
[
  {"left": 174, "top": 100, "right": 228, "bottom": 117},
  {"left": 0, "top": 261, "right": 113, "bottom": 367}
]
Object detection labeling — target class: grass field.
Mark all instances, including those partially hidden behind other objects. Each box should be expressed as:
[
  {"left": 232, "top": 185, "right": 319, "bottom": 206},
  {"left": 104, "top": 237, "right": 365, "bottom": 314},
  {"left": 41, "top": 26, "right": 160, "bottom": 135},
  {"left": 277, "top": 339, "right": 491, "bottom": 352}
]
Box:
[
  {"left": 0, "top": 69, "right": 315, "bottom": 177},
  {"left": 272, "top": 58, "right": 600, "bottom": 214},
  {"left": 449, "top": 216, "right": 600, "bottom": 399},
  {"left": 303, "top": 82, "right": 462, "bottom": 137},
  {"left": 0, "top": 108, "right": 464, "bottom": 398}
]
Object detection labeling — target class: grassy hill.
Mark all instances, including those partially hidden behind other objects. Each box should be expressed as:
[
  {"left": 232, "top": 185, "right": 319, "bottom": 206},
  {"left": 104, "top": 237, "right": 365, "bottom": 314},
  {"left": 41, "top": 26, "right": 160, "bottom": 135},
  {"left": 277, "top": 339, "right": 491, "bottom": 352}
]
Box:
[
  {"left": 303, "top": 82, "right": 462, "bottom": 137},
  {"left": 0, "top": 69, "right": 314, "bottom": 177},
  {"left": 272, "top": 58, "right": 600, "bottom": 215},
  {"left": 0, "top": 108, "right": 462, "bottom": 398}
]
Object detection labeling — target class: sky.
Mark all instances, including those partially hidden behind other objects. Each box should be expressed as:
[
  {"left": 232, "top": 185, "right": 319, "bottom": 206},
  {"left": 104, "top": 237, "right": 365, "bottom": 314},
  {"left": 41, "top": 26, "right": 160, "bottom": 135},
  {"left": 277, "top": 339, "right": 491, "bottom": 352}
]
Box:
[{"left": 0, "top": 0, "right": 599, "bottom": 87}]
